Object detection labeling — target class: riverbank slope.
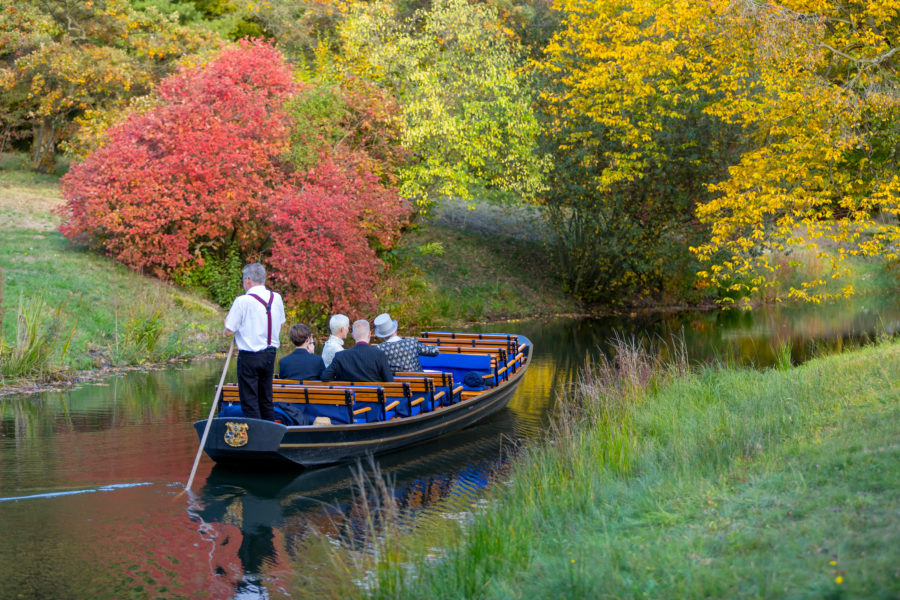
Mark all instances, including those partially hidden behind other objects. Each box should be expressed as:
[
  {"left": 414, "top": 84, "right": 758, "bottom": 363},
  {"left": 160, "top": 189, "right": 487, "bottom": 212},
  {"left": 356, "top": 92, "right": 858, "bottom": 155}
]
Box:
[
  {"left": 328, "top": 339, "right": 900, "bottom": 598},
  {"left": 0, "top": 154, "right": 577, "bottom": 389},
  {"left": 0, "top": 155, "right": 225, "bottom": 386}
]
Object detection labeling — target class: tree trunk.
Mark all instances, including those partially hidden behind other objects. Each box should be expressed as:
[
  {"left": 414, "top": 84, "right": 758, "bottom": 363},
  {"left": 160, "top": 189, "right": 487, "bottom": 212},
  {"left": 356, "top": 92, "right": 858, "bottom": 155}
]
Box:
[{"left": 30, "top": 117, "right": 57, "bottom": 173}]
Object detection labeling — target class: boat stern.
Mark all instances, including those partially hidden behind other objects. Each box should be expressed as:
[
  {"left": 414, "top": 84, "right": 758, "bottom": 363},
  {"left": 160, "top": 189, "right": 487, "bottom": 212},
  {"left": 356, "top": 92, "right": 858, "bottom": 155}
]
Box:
[{"left": 194, "top": 418, "right": 294, "bottom": 467}]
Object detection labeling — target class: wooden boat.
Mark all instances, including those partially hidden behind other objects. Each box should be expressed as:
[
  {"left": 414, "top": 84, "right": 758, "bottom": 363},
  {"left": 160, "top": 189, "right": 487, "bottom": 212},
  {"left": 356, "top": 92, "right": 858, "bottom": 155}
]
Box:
[{"left": 194, "top": 331, "right": 532, "bottom": 469}]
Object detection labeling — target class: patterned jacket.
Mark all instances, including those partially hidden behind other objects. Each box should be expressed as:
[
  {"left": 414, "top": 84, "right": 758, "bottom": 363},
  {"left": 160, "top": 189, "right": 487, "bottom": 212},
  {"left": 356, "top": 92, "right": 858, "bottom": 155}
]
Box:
[{"left": 376, "top": 338, "right": 439, "bottom": 373}]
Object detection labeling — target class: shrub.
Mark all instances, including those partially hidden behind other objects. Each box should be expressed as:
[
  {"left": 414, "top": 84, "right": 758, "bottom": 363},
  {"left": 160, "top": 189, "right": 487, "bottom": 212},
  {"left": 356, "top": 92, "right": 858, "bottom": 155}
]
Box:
[
  {"left": 58, "top": 39, "right": 298, "bottom": 278},
  {"left": 59, "top": 40, "right": 411, "bottom": 313},
  {"left": 269, "top": 158, "right": 409, "bottom": 313}
]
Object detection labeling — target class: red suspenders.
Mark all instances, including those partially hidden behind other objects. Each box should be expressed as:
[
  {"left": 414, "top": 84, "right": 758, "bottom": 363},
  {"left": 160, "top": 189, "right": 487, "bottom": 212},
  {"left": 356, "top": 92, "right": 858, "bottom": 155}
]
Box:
[{"left": 248, "top": 292, "right": 274, "bottom": 346}]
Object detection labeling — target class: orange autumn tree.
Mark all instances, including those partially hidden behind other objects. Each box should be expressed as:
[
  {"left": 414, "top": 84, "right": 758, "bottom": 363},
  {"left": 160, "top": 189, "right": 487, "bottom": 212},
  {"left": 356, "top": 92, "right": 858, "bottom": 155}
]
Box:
[{"left": 538, "top": 0, "right": 900, "bottom": 304}]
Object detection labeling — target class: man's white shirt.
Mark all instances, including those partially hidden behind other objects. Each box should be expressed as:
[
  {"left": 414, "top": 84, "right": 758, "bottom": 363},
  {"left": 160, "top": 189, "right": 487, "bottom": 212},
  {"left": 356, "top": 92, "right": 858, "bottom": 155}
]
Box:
[{"left": 224, "top": 285, "right": 286, "bottom": 352}]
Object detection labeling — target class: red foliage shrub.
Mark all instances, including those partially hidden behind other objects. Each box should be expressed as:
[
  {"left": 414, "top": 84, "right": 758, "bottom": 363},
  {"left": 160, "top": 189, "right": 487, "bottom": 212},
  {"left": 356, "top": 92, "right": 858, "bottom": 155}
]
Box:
[
  {"left": 59, "top": 39, "right": 411, "bottom": 312},
  {"left": 269, "top": 158, "right": 409, "bottom": 312},
  {"left": 58, "top": 40, "right": 299, "bottom": 278}
]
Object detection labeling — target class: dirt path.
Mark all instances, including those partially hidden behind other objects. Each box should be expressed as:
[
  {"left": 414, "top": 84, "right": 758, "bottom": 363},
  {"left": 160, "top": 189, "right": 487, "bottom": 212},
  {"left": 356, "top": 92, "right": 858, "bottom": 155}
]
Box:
[{"left": 433, "top": 197, "right": 549, "bottom": 242}]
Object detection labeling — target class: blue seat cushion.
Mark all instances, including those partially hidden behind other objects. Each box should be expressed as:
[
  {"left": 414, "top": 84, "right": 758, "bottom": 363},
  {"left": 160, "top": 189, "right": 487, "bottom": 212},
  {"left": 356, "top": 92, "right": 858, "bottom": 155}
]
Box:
[
  {"left": 420, "top": 353, "right": 496, "bottom": 389},
  {"left": 219, "top": 401, "right": 309, "bottom": 425}
]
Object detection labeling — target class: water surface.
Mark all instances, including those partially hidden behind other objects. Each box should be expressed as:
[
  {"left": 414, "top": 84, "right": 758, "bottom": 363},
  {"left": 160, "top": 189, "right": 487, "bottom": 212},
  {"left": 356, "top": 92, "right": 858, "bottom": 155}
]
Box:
[{"left": 1, "top": 296, "right": 897, "bottom": 598}]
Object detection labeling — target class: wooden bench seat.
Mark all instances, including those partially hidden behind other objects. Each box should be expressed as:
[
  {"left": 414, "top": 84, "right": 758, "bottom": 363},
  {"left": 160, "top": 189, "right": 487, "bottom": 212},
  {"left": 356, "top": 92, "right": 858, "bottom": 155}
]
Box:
[
  {"left": 419, "top": 337, "right": 517, "bottom": 353},
  {"left": 300, "top": 380, "right": 450, "bottom": 416},
  {"left": 419, "top": 352, "right": 504, "bottom": 389},
  {"left": 423, "top": 347, "right": 510, "bottom": 384},
  {"left": 395, "top": 372, "right": 463, "bottom": 405},
  {"left": 421, "top": 331, "right": 524, "bottom": 355},
  {"left": 220, "top": 383, "right": 364, "bottom": 424},
  {"left": 297, "top": 381, "right": 421, "bottom": 417}
]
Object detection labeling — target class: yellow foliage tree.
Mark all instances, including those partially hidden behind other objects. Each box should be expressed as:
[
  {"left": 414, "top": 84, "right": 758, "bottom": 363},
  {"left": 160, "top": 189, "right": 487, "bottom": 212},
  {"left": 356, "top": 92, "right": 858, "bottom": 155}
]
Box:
[
  {"left": 0, "top": 0, "right": 219, "bottom": 170},
  {"left": 693, "top": 0, "right": 900, "bottom": 303},
  {"left": 539, "top": 0, "right": 899, "bottom": 304}
]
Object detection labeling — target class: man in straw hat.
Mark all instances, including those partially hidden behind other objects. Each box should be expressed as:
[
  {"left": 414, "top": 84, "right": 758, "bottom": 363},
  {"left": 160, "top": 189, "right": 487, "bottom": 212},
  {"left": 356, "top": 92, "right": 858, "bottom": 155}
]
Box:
[{"left": 373, "top": 312, "right": 438, "bottom": 373}]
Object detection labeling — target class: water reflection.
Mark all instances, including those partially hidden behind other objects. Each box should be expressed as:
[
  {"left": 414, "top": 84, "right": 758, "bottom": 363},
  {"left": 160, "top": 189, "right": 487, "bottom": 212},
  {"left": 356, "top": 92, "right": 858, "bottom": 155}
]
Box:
[
  {"left": 0, "top": 296, "right": 897, "bottom": 599},
  {"left": 189, "top": 411, "right": 519, "bottom": 597}
]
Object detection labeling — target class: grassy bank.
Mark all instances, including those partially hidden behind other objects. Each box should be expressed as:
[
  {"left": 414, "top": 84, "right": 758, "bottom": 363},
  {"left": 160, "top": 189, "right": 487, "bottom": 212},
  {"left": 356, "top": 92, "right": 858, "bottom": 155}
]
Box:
[
  {"left": 376, "top": 224, "right": 578, "bottom": 328},
  {"left": 0, "top": 154, "right": 225, "bottom": 384},
  {"left": 0, "top": 152, "right": 579, "bottom": 385},
  {"left": 316, "top": 338, "right": 899, "bottom": 599}
]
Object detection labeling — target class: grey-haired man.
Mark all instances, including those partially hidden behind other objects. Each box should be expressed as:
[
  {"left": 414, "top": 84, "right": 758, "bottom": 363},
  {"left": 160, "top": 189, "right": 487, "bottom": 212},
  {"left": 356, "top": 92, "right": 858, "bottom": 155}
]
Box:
[{"left": 224, "top": 263, "right": 286, "bottom": 421}]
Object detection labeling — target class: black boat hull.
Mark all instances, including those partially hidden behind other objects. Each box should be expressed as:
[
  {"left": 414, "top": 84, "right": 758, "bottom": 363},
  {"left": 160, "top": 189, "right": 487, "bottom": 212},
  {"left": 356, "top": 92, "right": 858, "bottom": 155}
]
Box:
[{"left": 194, "top": 350, "right": 528, "bottom": 468}]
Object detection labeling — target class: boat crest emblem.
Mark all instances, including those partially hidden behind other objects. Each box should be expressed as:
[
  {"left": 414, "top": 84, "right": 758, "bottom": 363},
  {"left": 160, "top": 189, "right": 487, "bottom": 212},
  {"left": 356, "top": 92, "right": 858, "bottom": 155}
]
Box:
[{"left": 224, "top": 422, "right": 249, "bottom": 447}]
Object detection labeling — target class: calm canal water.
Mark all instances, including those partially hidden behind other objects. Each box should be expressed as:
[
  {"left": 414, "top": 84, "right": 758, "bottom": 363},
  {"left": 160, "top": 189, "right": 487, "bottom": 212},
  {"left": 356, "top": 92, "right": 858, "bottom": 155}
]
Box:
[{"left": 1, "top": 296, "right": 898, "bottom": 599}]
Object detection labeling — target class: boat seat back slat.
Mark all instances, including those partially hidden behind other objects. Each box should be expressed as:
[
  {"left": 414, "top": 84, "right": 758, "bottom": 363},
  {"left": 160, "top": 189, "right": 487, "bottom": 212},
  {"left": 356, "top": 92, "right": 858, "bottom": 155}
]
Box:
[
  {"left": 395, "top": 372, "right": 460, "bottom": 404},
  {"left": 220, "top": 384, "right": 360, "bottom": 424},
  {"left": 299, "top": 381, "right": 437, "bottom": 417},
  {"left": 418, "top": 337, "right": 517, "bottom": 355}
]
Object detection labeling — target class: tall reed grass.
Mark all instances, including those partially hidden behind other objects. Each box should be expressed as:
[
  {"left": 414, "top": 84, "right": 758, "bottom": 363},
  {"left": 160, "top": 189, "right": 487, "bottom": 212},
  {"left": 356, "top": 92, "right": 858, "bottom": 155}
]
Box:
[
  {"left": 295, "top": 333, "right": 899, "bottom": 599},
  {"left": 0, "top": 294, "right": 76, "bottom": 380},
  {"left": 288, "top": 457, "right": 419, "bottom": 600}
]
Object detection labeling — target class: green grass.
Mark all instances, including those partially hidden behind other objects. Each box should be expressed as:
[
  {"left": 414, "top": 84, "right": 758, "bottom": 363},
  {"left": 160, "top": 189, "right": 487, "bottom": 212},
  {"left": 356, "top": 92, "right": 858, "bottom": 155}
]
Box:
[
  {"left": 751, "top": 245, "right": 899, "bottom": 304},
  {"left": 1, "top": 154, "right": 225, "bottom": 381},
  {"left": 331, "top": 339, "right": 900, "bottom": 599},
  {"left": 376, "top": 224, "right": 578, "bottom": 329}
]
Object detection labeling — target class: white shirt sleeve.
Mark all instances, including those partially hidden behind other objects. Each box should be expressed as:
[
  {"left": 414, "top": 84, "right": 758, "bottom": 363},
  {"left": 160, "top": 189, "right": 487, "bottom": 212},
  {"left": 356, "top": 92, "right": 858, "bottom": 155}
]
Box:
[{"left": 224, "top": 296, "right": 244, "bottom": 333}]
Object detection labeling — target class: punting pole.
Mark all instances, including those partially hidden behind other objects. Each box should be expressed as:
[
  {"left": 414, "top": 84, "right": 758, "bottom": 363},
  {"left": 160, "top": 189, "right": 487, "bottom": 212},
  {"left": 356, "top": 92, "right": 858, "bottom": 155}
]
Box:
[{"left": 184, "top": 339, "right": 234, "bottom": 493}]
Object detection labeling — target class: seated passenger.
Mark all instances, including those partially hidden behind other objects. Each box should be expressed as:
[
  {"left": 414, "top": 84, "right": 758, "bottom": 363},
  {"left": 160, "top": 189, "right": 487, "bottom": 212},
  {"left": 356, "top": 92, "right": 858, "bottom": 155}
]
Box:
[
  {"left": 278, "top": 324, "right": 325, "bottom": 381},
  {"left": 321, "top": 313, "right": 349, "bottom": 368},
  {"left": 321, "top": 319, "right": 393, "bottom": 382},
  {"left": 373, "top": 312, "right": 438, "bottom": 373}
]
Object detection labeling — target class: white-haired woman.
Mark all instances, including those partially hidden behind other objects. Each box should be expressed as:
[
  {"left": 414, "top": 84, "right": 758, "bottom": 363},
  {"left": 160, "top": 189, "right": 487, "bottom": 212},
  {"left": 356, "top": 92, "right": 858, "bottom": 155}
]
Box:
[{"left": 322, "top": 314, "right": 349, "bottom": 368}]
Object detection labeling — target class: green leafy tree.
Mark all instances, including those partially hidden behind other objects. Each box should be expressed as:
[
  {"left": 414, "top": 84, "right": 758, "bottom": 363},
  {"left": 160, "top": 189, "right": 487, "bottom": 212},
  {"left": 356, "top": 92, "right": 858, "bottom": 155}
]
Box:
[
  {"left": 339, "top": 0, "right": 546, "bottom": 211},
  {"left": 0, "top": 0, "right": 218, "bottom": 171}
]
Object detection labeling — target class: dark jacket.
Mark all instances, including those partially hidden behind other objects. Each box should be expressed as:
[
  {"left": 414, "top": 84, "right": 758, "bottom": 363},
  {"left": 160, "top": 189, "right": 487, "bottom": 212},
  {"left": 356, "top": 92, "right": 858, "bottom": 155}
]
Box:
[
  {"left": 278, "top": 348, "right": 325, "bottom": 382},
  {"left": 321, "top": 342, "right": 393, "bottom": 382}
]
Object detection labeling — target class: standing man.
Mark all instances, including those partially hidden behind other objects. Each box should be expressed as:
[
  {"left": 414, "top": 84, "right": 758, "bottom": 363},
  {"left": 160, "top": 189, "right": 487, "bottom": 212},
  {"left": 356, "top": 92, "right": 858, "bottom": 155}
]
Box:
[
  {"left": 225, "top": 263, "right": 286, "bottom": 421},
  {"left": 321, "top": 314, "right": 350, "bottom": 368}
]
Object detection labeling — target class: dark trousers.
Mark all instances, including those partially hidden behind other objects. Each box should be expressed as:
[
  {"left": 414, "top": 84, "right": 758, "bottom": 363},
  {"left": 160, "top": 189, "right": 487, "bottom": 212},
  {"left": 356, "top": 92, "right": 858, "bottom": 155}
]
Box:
[{"left": 236, "top": 348, "right": 277, "bottom": 421}]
